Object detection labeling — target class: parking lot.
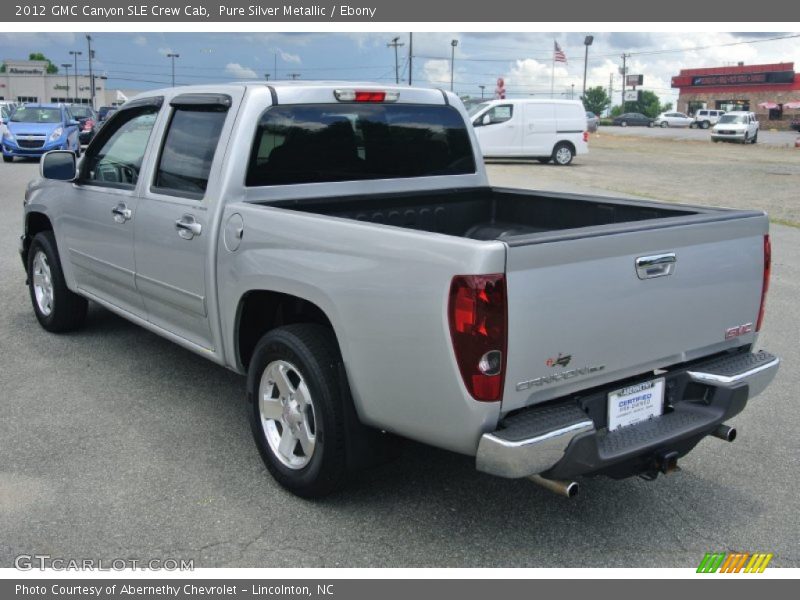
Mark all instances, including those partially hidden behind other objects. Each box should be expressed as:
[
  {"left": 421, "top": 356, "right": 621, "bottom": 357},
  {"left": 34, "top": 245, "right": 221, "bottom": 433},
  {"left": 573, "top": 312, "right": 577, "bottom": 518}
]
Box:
[
  {"left": 601, "top": 123, "right": 800, "bottom": 147},
  {"left": 1, "top": 135, "right": 798, "bottom": 568}
]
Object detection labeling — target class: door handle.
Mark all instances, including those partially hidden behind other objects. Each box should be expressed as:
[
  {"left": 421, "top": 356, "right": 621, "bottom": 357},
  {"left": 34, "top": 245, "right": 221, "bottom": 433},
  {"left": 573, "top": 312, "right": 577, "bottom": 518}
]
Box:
[
  {"left": 636, "top": 253, "right": 676, "bottom": 279},
  {"left": 175, "top": 214, "right": 202, "bottom": 240},
  {"left": 111, "top": 203, "right": 132, "bottom": 223}
]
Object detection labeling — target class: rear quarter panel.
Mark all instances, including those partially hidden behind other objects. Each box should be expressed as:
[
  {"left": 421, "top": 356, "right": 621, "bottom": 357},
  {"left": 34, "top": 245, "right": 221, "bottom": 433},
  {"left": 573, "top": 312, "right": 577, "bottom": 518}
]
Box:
[{"left": 218, "top": 203, "right": 507, "bottom": 455}]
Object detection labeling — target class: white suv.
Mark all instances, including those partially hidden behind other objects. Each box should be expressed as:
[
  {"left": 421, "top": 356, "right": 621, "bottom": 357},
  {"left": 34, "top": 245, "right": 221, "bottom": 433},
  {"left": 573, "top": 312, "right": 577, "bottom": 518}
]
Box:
[
  {"left": 711, "top": 111, "right": 759, "bottom": 144},
  {"left": 691, "top": 109, "right": 725, "bottom": 129}
]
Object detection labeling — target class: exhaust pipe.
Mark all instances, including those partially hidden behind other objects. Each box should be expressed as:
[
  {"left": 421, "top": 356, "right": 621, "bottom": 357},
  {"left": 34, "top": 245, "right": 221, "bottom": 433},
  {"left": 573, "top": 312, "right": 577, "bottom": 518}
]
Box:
[
  {"left": 528, "top": 474, "right": 579, "bottom": 498},
  {"left": 712, "top": 423, "right": 737, "bottom": 442}
]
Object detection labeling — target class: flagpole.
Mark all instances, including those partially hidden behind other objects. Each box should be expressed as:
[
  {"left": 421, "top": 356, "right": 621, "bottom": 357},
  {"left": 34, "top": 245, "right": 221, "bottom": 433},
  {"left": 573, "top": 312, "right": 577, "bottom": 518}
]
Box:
[{"left": 551, "top": 41, "right": 555, "bottom": 98}]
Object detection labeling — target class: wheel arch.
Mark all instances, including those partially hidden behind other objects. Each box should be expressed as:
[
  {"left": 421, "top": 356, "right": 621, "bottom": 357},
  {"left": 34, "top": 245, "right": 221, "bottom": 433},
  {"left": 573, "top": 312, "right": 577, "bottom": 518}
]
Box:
[
  {"left": 21, "top": 211, "right": 54, "bottom": 265},
  {"left": 234, "top": 289, "right": 340, "bottom": 374}
]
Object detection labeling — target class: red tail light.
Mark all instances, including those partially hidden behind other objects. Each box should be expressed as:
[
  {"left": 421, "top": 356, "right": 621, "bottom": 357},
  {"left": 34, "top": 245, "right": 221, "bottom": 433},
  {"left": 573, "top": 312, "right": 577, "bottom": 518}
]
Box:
[
  {"left": 756, "top": 234, "right": 771, "bottom": 331},
  {"left": 448, "top": 274, "right": 507, "bottom": 402},
  {"left": 355, "top": 91, "right": 386, "bottom": 102},
  {"left": 583, "top": 131, "right": 589, "bottom": 142}
]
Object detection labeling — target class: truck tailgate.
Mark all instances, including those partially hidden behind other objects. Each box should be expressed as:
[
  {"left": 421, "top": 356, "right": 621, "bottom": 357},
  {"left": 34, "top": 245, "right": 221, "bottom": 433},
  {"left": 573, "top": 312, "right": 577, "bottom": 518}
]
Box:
[{"left": 502, "top": 213, "right": 768, "bottom": 413}]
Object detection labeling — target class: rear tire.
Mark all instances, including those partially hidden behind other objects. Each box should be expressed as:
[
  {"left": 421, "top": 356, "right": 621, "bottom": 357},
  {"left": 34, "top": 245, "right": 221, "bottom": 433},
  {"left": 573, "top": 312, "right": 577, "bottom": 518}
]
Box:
[
  {"left": 27, "top": 231, "right": 88, "bottom": 332},
  {"left": 701, "top": 121, "right": 710, "bottom": 129},
  {"left": 247, "top": 324, "right": 349, "bottom": 498},
  {"left": 552, "top": 142, "right": 574, "bottom": 166},
  {"left": 620, "top": 121, "right": 628, "bottom": 127}
]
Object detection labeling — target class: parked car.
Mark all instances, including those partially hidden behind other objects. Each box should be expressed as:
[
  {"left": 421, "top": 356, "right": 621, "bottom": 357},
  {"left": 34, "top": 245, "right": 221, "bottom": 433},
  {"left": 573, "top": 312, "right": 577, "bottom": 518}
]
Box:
[
  {"left": 96, "top": 107, "right": 117, "bottom": 130},
  {"left": 0, "top": 105, "right": 10, "bottom": 141},
  {"left": 612, "top": 112, "right": 654, "bottom": 127},
  {"left": 68, "top": 104, "right": 98, "bottom": 145},
  {"left": 790, "top": 118, "right": 800, "bottom": 133},
  {"left": 2, "top": 103, "right": 80, "bottom": 163},
  {"left": 654, "top": 111, "right": 693, "bottom": 128},
  {"left": 711, "top": 111, "right": 759, "bottom": 144},
  {"left": 22, "top": 83, "right": 779, "bottom": 499},
  {"left": 691, "top": 109, "right": 725, "bottom": 129},
  {"left": 469, "top": 99, "right": 589, "bottom": 165},
  {"left": 97, "top": 105, "right": 116, "bottom": 122},
  {"left": 585, "top": 111, "right": 599, "bottom": 133}
]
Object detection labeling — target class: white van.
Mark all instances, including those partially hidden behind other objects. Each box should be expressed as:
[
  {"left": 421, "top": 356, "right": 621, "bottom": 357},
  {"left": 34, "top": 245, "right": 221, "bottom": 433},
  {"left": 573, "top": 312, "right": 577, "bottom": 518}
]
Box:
[{"left": 468, "top": 99, "right": 589, "bottom": 165}]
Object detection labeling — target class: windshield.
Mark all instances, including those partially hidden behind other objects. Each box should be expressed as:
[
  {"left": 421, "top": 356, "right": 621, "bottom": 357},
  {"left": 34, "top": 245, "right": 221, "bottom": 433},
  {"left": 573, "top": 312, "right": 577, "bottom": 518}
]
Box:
[
  {"left": 70, "top": 106, "right": 93, "bottom": 118},
  {"left": 468, "top": 102, "right": 490, "bottom": 117},
  {"left": 11, "top": 107, "right": 62, "bottom": 123},
  {"left": 718, "top": 114, "right": 746, "bottom": 124}
]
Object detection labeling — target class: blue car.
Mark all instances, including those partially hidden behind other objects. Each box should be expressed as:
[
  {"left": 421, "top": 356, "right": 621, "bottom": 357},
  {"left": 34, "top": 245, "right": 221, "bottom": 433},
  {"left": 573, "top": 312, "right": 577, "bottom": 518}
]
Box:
[{"left": 2, "top": 104, "right": 81, "bottom": 163}]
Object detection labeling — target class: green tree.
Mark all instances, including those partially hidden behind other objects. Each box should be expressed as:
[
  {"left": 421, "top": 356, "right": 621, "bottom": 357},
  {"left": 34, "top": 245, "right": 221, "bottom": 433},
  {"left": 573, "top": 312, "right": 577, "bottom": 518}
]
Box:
[
  {"left": 28, "top": 52, "right": 58, "bottom": 74},
  {"left": 582, "top": 86, "right": 611, "bottom": 116}
]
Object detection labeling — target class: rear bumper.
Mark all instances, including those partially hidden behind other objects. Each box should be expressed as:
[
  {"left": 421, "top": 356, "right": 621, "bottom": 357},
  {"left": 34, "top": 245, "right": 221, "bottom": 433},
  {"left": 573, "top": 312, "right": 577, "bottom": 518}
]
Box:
[{"left": 476, "top": 350, "right": 779, "bottom": 479}]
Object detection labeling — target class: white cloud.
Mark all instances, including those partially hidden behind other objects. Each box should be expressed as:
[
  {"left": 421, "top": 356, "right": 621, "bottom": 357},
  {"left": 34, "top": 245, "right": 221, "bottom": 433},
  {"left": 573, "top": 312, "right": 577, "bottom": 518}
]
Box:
[
  {"left": 157, "top": 47, "right": 173, "bottom": 56},
  {"left": 133, "top": 35, "right": 147, "bottom": 47},
  {"left": 422, "top": 59, "right": 451, "bottom": 86},
  {"left": 277, "top": 48, "right": 301, "bottom": 64},
  {"left": 225, "top": 62, "right": 258, "bottom": 79}
]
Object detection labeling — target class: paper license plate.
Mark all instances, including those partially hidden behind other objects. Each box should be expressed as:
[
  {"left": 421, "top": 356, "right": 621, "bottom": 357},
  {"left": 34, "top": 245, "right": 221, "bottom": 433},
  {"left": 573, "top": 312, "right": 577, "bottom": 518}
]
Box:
[{"left": 607, "top": 377, "right": 665, "bottom": 432}]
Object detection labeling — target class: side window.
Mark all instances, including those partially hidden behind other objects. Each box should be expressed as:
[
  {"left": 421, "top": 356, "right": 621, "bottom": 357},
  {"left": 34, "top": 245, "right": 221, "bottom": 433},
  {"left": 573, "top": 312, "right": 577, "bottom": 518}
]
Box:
[
  {"left": 81, "top": 107, "right": 159, "bottom": 189},
  {"left": 153, "top": 107, "right": 228, "bottom": 198},
  {"left": 486, "top": 105, "right": 513, "bottom": 125}
]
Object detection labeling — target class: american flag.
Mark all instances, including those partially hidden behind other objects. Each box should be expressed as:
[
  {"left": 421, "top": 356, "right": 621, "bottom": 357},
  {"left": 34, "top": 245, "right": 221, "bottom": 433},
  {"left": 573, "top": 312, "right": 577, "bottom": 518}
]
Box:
[{"left": 554, "top": 41, "right": 567, "bottom": 64}]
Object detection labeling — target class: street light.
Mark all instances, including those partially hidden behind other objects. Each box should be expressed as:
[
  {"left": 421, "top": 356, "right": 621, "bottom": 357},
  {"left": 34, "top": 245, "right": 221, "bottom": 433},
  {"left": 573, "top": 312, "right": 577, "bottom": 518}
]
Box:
[
  {"left": 450, "top": 39, "right": 458, "bottom": 92},
  {"left": 69, "top": 50, "right": 82, "bottom": 102},
  {"left": 61, "top": 63, "right": 71, "bottom": 101},
  {"left": 582, "top": 35, "right": 594, "bottom": 102},
  {"left": 478, "top": 85, "right": 485, "bottom": 99},
  {"left": 167, "top": 53, "right": 180, "bottom": 87}
]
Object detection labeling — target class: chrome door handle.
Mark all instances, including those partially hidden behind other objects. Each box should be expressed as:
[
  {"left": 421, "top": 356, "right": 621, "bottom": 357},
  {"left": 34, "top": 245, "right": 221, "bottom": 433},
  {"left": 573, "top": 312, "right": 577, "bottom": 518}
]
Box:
[
  {"left": 636, "top": 253, "right": 676, "bottom": 279},
  {"left": 175, "top": 215, "right": 202, "bottom": 240},
  {"left": 111, "top": 203, "right": 132, "bottom": 223}
]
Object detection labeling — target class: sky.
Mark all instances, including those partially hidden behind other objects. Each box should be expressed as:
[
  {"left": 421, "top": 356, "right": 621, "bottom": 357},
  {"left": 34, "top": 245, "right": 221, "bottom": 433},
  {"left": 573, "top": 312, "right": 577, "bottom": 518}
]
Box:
[{"left": 1, "top": 31, "right": 799, "bottom": 106}]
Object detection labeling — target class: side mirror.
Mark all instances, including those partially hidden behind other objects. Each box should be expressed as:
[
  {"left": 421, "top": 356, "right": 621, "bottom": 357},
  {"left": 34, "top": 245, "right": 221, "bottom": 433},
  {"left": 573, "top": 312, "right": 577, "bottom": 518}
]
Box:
[
  {"left": 40, "top": 150, "right": 77, "bottom": 181},
  {"left": 69, "top": 120, "right": 80, "bottom": 126}
]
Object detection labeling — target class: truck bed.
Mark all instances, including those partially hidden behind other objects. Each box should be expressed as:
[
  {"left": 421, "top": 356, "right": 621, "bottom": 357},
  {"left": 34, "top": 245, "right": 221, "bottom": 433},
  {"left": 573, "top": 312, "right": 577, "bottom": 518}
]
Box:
[{"left": 266, "top": 187, "right": 710, "bottom": 242}]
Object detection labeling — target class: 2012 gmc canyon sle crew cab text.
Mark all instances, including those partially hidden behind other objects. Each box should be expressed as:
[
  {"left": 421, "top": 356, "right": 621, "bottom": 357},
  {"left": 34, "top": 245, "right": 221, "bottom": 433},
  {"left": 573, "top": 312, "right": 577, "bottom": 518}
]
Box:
[{"left": 20, "top": 83, "right": 779, "bottom": 498}]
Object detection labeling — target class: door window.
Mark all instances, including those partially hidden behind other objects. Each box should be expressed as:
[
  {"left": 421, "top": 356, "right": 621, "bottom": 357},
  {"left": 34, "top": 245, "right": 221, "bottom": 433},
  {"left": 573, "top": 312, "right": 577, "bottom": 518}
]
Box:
[
  {"left": 80, "top": 107, "right": 159, "bottom": 189},
  {"left": 484, "top": 105, "right": 513, "bottom": 124},
  {"left": 153, "top": 106, "right": 228, "bottom": 198}
]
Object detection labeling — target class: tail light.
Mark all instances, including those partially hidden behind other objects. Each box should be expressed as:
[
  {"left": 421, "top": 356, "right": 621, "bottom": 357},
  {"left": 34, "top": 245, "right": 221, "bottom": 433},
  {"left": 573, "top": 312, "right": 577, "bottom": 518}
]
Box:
[
  {"left": 583, "top": 131, "right": 589, "bottom": 142},
  {"left": 448, "top": 274, "right": 507, "bottom": 402},
  {"left": 756, "top": 234, "right": 771, "bottom": 331}
]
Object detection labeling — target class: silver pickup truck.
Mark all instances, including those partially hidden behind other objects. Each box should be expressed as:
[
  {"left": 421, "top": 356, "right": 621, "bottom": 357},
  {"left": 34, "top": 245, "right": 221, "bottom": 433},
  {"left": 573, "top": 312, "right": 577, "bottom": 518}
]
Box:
[{"left": 20, "top": 82, "right": 779, "bottom": 498}]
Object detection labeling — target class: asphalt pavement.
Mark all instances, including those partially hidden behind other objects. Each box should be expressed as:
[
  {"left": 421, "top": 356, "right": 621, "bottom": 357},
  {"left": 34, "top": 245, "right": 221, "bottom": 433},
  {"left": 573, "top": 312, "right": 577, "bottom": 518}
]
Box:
[
  {"left": 0, "top": 156, "right": 798, "bottom": 568},
  {"left": 602, "top": 123, "right": 799, "bottom": 147}
]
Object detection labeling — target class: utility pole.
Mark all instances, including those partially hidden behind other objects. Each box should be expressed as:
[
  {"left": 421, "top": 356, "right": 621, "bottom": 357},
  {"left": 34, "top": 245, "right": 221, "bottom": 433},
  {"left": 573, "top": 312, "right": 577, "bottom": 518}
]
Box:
[
  {"left": 274, "top": 52, "right": 277, "bottom": 80},
  {"left": 620, "top": 53, "right": 630, "bottom": 112},
  {"left": 582, "top": 35, "right": 594, "bottom": 101},
  {"left": 387, "top": 37, "right": 404, "bottom": 84},
  {"left": 571, "top": 83, "right": 575, "bottom": 99},
  {"left": 608, "top": 73, "right": 614, "bottom": 116},
  {"left": 408, "top": 32, "right": 413, "bottom": 86},
  {"left": 61, "top": 63, "right": 71, "bottom": 101},
  {"left": 264, "top": 73, "right": 270, "bottom": 81},
  {"left": 69, "top": 51, "right": 82, "bottom": 102},
  {"left": 450, "top": 39, "right": 458, "bottom": 92},
  {"left": 288, "top": 73, "right": 301, "bottom": 80},
  {"left": 167, "top": 53, "right": 180, "bottom": 87},
  {"left": 479, "top": 85, "right": 485, "bottom": 99},
  {"left": 86, "top": 35, "right": 95, "bottom": 109}
]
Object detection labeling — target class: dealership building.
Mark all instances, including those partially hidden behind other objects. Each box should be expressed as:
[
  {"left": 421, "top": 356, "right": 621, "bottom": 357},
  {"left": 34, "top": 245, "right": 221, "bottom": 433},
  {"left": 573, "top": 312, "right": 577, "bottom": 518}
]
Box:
[
  {"left": 671, "top": 62, "right": 800, "bottom": 128},
  {"left": 1, "top": 59, "right": 134, "bottom": 108}
]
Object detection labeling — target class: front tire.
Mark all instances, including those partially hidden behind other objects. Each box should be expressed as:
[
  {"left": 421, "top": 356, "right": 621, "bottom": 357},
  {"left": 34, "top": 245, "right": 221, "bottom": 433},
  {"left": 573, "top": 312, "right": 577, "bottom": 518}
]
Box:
[
  {"left": 27, "top": 231, "right": 88, "bottom": 332},
  {"left": 701, "top": 121, "right": 710, "bottom": 129},
  {"left": 620, "top": 121, "right": 628, "bottom": 127},
  {"left": 247, "top": 324, "right": 349, "bottom": 498},
  {"left": 751, "top": 132, "right": 758, "bottom": 144},
  {"left": 660, "top": 121, "right": 668, "bottom": 128},
  {"left": 2, "top": 155, "right": 12, "bottom": 163},
  {"left": 552, "top": 142, "right": 574, "bottom": 166}
]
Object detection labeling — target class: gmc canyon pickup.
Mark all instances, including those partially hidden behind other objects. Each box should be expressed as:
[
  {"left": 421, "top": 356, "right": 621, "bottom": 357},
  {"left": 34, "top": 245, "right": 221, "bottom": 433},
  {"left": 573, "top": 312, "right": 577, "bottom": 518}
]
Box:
[{"left": 20, "top": 82, "right": 779, "bottom": 498}]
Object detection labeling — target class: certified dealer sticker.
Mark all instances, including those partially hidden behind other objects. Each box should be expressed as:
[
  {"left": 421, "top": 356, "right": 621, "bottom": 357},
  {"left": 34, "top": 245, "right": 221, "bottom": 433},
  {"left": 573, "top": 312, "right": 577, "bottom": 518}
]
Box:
[{"left": 607, "top": 377, "right": 665, "bottom": 431}]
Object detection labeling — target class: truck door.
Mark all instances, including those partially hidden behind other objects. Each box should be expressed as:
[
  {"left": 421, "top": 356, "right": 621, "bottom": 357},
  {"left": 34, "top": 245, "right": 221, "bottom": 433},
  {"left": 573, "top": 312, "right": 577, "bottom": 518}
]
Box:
[
  {"left": 58, "top": 100, "right": 161, "bottom": 315},
  {"left": 473, "top": 103, "right": 520, "bottom": 156},
  {"left": 522, "top": 102, "right": 556, "bottom": 157},
  {"left": 133, "top": 93, "right": 233, "bottom": 351}
]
